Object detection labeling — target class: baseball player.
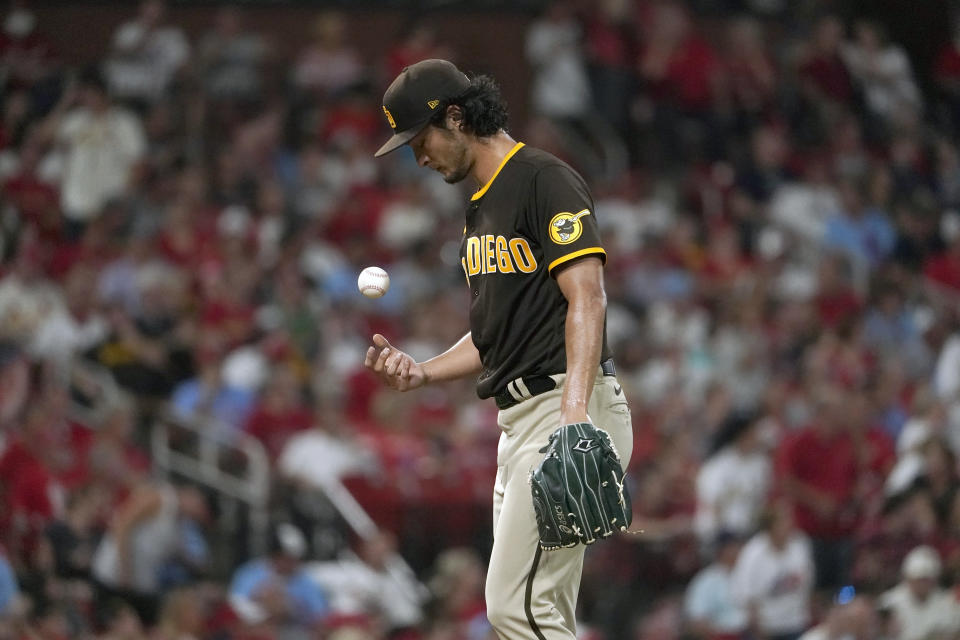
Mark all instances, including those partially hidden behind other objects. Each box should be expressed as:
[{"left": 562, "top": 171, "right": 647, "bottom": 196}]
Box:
[{"left": 365, "top": 59, "right": 632, "bottom": 640}]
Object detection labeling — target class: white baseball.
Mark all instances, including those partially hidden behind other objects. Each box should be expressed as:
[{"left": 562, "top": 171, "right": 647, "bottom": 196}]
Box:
[{"left": 358, "top": 266, "right": 390, "bottom": 299}]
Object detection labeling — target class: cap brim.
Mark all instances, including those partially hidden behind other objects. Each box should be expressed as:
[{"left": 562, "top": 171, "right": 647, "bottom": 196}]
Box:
[{"left": 374, "top": 128, "right": 419, "bottom": 158}]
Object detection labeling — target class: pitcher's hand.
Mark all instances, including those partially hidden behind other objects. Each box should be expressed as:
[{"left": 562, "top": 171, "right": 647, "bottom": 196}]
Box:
[{"left": 364, "top": 334, "right": 426, "bottom": 391}]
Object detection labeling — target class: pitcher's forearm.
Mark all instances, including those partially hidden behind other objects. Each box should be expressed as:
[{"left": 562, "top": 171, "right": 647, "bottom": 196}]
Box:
[
  {"left": 556, "top": 257, "right": 607, "bottom": 423},
  {"left": 560, "top": 291, "right": 605, "bottom": 421},
  {"left": 421, "top": 332, "right": 482, "bottom": 384}
]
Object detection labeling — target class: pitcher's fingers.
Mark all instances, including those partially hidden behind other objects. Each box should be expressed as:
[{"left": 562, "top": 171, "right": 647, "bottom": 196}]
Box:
[
  {"left": 372, "top": 334, "right": 392, "bottom": 349},
  {"left": 373, "top": 347, "right": 391, "bottom": 373},
  {"left": 385, "top": 351, "right": 405, "bottom": 376},
  {"left": 364, "top": 346, "right": 377, "bottom": 368}
]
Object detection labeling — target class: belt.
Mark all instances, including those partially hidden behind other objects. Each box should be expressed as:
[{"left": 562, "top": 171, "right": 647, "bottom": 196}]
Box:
[{"left": 494, "top": 358, "right": 617, "bottom": 410}]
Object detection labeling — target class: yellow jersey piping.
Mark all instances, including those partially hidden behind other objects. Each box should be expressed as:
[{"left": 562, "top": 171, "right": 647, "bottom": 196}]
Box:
[
  {"left": 471, "top": 142, "right": 525, "bottom": 201},
  {"left": 548, "top": 247, "right": 606, "bottom": 273}
]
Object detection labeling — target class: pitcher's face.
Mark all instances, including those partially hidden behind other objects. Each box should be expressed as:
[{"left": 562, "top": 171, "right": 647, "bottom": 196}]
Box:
[{"left": 409, "top": 122, "right": 472, "bottom": 184}]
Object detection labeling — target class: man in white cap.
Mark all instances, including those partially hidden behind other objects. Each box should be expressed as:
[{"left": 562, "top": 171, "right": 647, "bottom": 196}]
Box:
[{"left": 878, "top": 545, "right": 960, "bottom": 640}]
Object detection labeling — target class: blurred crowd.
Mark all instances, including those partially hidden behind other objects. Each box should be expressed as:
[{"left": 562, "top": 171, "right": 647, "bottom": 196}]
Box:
[{"left": 1, "top": 0, "right": 960, "bottom": 638}]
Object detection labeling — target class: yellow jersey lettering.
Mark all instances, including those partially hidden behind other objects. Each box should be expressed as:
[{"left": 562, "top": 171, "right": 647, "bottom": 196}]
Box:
[
  {"left": 509, "top": 238, "right": 538, "bottom": 273},
  {"left": 463, "top": 235, "right": 538, "bottom": 276},
  {"left": 496, "top": 236, "right": 515, "bottom": 273},
  {"left": 484, "top": 235, "right": 497, "bottom": 274},
  {"left": 466, "top": 236, "right": 482, "bottom": 276}
]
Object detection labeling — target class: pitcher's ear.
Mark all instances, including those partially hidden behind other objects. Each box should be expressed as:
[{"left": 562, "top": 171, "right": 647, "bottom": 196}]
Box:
[{"left": 445, "top": 105, "right": 464, "bottom": 131}]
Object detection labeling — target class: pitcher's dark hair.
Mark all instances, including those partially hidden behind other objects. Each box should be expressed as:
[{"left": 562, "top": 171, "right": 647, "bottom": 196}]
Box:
[{"left": 429, "top": 74, "right": 509, "bottom": 137}]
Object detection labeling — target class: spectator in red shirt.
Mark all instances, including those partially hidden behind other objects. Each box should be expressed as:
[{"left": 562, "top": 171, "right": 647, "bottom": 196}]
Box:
[
  {"left": 0, "top": 2, "right": 56, "bottom": 90},
  {"left": 924, "top": 230, "right": 960, "bottom": 292},
  {"left": 638, "top": 2, "right": 721, "bottom": 115},
  {"left": 933, "top": 27, "right": 960, "bottom": 134},
  {"left": 636, "top": 2, "right": 723, "bottom": 167},
  {"left": 385, "top": 22, "right": 450, "bottom": 81},
  {"left": 292, "top": 11, "right": 363, "bottom": 98},
  {"left": 720, "top": 17, "right": 777, "bottom": 121},
  {"left": 814, "top": 254, "right": 862, "bottom": 329},
  {"left": 848, "top": 390, "right": 897, "bottom": 519},
  {"left": 799, "top": 15, "right": 855, "bottom": 113},
  {"left": 244, "top": 364, "right": 312, "bottom": 459},
  {"left": 777, "top": 385, "right": 862, "bottom": 589},
  {"left": 2, "top": 129, "right": 61, "bottom": 246},
  {"left": 0, "top": 402, "right": 64, "bottom": 564},
  {"left": 582, "top": 0, "right": 636, "bottom": 136},
  {"left": 319, "top": 88, "right": 381, "bottom": 151}
]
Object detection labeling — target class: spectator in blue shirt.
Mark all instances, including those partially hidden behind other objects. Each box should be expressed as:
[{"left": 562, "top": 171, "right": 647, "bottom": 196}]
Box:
[
  {"left": 228, "top": 523, "right": 328, "bottom": 632},
  {"left": 824, "top": 178, "right": 896, "bottom": 269},
  {"left": 0, "top": 549, "right": 21, "bottom": 617},
  {"left": 170, "top": 340, "right": 255, "bottom": 437},
  {"left": 684, "top": 531, "right": 749, "bottom": 639}
]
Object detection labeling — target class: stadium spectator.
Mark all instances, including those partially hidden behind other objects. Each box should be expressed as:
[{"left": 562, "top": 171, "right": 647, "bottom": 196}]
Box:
[
  {"left": 798, "top": 15, "right": 856, "bottom": 121},
  {"left": 96, "top": 598, "right": 149, "bottom": 640},
  {"left": 278, "top": 403, "right": 372, "bottom": 490},
  {"left": 196, "top": 6, "right": 269, "bottom": 104},
  {"left": 0, "top": 546, "right": 21, "bottom": 617},
  {"left": 777, "top": 386, "right": 862, "bottom": 589},
  {"left": 42, "top": 484, "right": 108, "bottom": 582},
  {"left": 423, "top": 547, "right": 488, "bottom": 640},
  {"left": 694, "top": 412, "right": 771, "bottom": 545},
  {"left": 1, "top": 126, "right": 61, "bottom": 247},
  {"left": 47, "top": 69, "right": 146, "bottom": 240},
  {"left": 933, "top": 24, "right": 960, "bottom": 134},
  {"left": 0, "top": 399, "right": 69, "bottom": 566},
  {"left": 862, "top": 282, "right": 931, "bottom": 377},
  {"left": 581, "top": 0, "right": 634, "bottom": 140},
  {"left": 924, "top": 220, "right": 960, "bottom": 292},
  {"left": 0, "top": 2, "right": 55, "bottom": 91},
  {"left": 153, "top": 587, "right": 206, "bottom": 640},
  {"left": 30, "top": 264, "right": 108, "bottom": 368},
  {"left": 878, "top": 545, "right": 960, "bottom": 640},
  {"left": 731, "top": 502, "right": 815, "bottom": 640},
  {"left": 293, "top": 12, "right": 363, "bottom": 97},
  {"left": 526, "top": 0, "right": 624, "bottom": 179},
  {"left": 719, "top": 16, "right": 777, "bottom": 124},
  {"left": 228, "top": 522, "right": 329, "bottom": 633},
  {"left": 637, "top": 1, "right": 722, "bottom": 165},
  {"left": 842, "top": 19, "right": 921, "bottom": 131},
  {"left": 797, "top": 595, "right": 880, "bottom": 640},
  {"left": 385, "top": 22, "right": 450, "bottom": 80},
  {"left": 243, "top": 363, "right": 311, "bottom": 459},
  {"left": 823, "top": 177, "right": 896, "bottom": 271},
  {"left": 683, "top": 531, "right": 749, "bottom": 639},
  {"left": 526, "top": 1, "right": 592, "bottom": 123},
  {"left": 104, "top": 0, "right": 190, "bottom": 105},
  {"left": 933, "top": 139, "right": 960, "bottom": 210},
  {"left": 308, "top": 531, "right": 423, "bottom": 634},
  {"left": 170, "top": 333, "right": 255, "bottom": 437},
  {"left": 91, "top": 482, "right": 211, "bottom": 624}
]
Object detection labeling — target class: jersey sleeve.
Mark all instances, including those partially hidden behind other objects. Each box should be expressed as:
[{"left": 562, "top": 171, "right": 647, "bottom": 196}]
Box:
[{"left": 532, "top": 164, "right": 606, "bottom": 276}]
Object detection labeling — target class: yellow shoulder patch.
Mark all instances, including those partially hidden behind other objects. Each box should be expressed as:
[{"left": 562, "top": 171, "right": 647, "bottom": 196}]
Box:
[{"left": 548, "top": 209, "right": 591, "bottom": 245}]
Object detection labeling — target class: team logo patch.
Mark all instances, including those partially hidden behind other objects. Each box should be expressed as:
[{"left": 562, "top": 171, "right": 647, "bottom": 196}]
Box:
[
  {"left": 382, "top": 106, "right": 397, "bottom": 129},
  {"left": 549, "top": 209, "right": 591, "bottom": 245},
  {"left": 427, "top": 99, "right": 440, "bottom": 109},
  {"left": 572, "top": 437, "right": 599, "bottom": 453}
]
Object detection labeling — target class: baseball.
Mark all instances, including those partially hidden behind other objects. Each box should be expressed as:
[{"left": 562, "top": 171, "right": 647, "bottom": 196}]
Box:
[{"left": 358, "top": 266, "right": 390, "bottom": 298}]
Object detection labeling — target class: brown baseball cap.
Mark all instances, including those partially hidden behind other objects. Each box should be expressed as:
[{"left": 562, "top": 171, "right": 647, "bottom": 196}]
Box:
[{"left": 374, "top": 59, "right": 471, "bottom": 157}]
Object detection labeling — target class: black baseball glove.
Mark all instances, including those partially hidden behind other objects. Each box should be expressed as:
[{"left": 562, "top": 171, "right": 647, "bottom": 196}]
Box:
[{"left": 529, "top": 422, "right": 632, "bottom": 550}]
